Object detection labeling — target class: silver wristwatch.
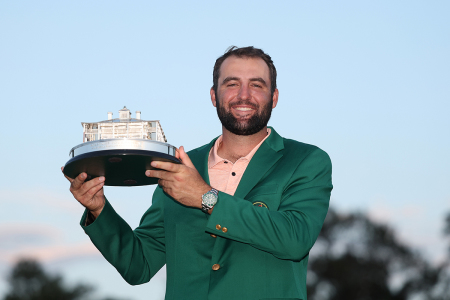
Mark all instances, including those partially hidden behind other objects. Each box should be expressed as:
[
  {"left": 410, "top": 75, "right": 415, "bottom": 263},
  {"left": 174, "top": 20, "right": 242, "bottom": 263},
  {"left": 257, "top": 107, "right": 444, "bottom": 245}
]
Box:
[{"left": 201, "top": 188, "right": 218, "bottom": 213}]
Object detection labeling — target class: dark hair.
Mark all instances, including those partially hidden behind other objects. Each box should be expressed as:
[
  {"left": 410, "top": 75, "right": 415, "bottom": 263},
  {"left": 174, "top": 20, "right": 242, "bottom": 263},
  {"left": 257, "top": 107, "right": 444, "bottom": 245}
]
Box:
[{"left": 212, "top": 46, "right": 277, "bottom": 97}]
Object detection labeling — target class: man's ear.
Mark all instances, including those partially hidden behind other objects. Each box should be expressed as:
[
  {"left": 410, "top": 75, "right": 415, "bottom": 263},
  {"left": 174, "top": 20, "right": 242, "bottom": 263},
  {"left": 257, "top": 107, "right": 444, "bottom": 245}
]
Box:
[
  {"left": 272, "top": 89, "right": 279, "bottom": 108},
  {"left": 210, "top": 88, "right": 217, "bottom": 107}
]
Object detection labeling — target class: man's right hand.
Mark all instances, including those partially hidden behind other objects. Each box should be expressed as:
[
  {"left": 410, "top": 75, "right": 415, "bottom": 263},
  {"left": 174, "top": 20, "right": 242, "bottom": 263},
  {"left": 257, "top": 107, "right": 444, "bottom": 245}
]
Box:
[{"left": 62, "top": 167, "right": 106, "bottom": 218}]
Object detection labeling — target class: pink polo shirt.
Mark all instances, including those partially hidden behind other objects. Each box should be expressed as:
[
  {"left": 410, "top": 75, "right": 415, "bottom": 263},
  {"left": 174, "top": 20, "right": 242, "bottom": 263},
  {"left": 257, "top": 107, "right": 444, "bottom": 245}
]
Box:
[{"left": 208, "top": 129, "right": 271, "bottom": 196}]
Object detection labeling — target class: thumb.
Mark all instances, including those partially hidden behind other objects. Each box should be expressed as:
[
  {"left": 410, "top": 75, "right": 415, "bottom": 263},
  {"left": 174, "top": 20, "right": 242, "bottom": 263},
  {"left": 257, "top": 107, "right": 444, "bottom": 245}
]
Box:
[{"left": 178, "top": 146, "right": 195, "bottom": 168}]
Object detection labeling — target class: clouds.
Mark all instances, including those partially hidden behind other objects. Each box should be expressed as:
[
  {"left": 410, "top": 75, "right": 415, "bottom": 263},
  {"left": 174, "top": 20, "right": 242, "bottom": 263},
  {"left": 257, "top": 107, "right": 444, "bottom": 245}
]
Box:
[
  {"left": 0, "top": 223, "right": 60, "bottom": 251},
  {"left": 0, "top": 187, "right": 81, "bottom": 216},
  {"left": 0, "top": 222, "right": 100, "bottom": 266}
]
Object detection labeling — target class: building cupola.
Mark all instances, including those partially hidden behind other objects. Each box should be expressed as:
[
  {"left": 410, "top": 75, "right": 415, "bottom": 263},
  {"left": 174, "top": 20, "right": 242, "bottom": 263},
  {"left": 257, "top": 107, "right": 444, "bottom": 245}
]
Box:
[{"left": 119, "top": 106, "right": 131, "bottom": 120}]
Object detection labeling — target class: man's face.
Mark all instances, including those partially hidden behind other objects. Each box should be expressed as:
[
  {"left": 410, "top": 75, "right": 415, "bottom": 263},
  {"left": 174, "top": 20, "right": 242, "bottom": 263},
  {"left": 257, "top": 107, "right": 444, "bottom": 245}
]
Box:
[{"left": 210, "top": 56, "right": 278, "bottom": 136}]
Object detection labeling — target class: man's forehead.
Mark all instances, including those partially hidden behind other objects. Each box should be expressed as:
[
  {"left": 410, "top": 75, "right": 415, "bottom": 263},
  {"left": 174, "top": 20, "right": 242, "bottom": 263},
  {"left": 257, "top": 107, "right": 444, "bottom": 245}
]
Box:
[{"left": 219, "top": 56, "right": 270, "bottom": 79}]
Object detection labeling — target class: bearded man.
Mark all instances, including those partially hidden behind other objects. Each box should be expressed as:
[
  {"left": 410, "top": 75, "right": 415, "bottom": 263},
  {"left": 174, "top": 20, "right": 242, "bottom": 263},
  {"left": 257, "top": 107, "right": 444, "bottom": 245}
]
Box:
[{"left": 65, "top": 46, "right": 333, "bottom": 300}]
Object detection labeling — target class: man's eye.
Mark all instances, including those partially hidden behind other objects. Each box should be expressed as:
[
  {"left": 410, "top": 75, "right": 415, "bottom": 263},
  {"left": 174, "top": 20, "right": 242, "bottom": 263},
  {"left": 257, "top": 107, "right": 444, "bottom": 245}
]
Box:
[{"left": 227, "top": 83, "right": 237, "bottom": 87}]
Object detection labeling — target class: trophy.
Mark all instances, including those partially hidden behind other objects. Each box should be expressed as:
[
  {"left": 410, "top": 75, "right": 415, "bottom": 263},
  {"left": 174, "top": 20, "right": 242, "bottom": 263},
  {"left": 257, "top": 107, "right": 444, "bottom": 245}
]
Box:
[{"left": 63, "top": 106, "right": 180, "bottom": 186}]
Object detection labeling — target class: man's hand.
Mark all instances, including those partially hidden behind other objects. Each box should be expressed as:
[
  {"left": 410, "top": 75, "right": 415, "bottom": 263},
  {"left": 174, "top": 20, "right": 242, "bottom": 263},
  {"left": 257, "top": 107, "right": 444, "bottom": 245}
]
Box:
[
  {"left": 145, "top": 146, "right": 211, "bottom": 209},
  {"left": 62, "top": 167, "right": 106, "bottom": 218}
]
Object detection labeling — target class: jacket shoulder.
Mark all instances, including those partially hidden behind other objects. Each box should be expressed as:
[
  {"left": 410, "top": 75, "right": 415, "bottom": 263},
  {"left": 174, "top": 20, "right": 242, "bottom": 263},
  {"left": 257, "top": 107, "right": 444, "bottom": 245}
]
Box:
[{"left": 283, "top": 138, "right": 329, "bottom": 157}]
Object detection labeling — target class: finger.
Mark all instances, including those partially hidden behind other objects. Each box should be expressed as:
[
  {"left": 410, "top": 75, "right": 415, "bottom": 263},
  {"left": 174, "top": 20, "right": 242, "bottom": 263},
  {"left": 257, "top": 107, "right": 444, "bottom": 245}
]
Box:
[
  {"left": 146, "top": 169, "right": 172, "bottom": 181},
  {"left": 71, "top": 172, "right": 88, "bottom": 190},
  {"left": 175, "top": 147, "right": 181, "bottom": 160},
  {"left": 61, "top": 166, "right": 74, "bottom": 183},
  {"left": 151, "top": 160, "right": 181, "bottom": 173},
  {"left": 84, "top": 181, "right": 104, "bottom": 199},
  {"left": 178, "top": 146, "right": 195, "bottom": 168},
  {"left": 79, "top": 176, "right": 105, "bottom": 197}
]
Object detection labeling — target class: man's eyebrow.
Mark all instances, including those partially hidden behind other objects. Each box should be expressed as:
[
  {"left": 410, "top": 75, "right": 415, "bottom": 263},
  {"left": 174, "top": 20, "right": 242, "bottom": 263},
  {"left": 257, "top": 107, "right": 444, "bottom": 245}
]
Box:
[
  {"left": 249, "top": 77, "right": 267, "bottom": 86},
  {"left": 222, "top": 77, "right": 240, "bottom": 84}
]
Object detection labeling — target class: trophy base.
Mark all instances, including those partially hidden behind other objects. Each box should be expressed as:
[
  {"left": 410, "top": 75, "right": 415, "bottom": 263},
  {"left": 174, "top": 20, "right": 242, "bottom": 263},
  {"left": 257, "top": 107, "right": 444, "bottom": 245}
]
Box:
[{"left": 63, "top": 149, "right": 181, "bottom": 186}]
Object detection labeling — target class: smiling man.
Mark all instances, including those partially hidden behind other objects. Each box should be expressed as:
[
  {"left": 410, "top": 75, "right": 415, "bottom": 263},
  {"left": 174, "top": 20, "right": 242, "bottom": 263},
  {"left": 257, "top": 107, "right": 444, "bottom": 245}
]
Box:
[{"left": 65, "top": 46, "right": 333, "bottom": 300}]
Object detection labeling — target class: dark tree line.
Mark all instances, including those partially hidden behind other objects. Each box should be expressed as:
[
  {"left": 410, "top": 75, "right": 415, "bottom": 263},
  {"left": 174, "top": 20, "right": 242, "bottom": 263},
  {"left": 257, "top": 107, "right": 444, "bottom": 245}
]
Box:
[
  {"left": 2, "top": 259, "right": 128, "bottom": 300},
  {"left": 307, "top": 208, "right": 450, "bottom": 300}
]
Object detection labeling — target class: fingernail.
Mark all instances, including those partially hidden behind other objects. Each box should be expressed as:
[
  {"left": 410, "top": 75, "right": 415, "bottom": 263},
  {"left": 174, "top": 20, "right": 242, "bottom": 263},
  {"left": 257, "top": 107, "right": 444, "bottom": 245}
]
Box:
[
  {"left": 80, "top": 173, "right": 86, "bottom": 179},
  {"left": 99, "top": 177, "right": 105, "bottom": 182},
  {"left": 151, "top": 161, "right": 157, "bottom": 167},
  {"left": 145, "top": 170, "right": 150, "bottom": 176}
]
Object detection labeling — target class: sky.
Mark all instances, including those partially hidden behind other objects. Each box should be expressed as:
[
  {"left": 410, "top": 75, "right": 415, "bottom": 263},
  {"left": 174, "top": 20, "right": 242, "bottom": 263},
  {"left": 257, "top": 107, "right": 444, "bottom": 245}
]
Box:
[{"left": 0, "top": 1, "right": 449, "bottom": 299}]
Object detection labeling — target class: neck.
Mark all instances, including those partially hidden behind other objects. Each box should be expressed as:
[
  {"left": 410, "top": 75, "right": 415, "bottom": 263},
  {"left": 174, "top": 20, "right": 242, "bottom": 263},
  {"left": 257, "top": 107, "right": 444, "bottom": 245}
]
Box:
[{"left": 217, "top": 126, "right": 268, "bottom": 163}]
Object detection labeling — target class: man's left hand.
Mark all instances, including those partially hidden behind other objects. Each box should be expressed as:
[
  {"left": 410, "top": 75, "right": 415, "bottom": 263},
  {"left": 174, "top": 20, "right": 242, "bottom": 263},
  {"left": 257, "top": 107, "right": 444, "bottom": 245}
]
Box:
[{"left": 145, "top": 146, "right": 211, "bottom": 209}]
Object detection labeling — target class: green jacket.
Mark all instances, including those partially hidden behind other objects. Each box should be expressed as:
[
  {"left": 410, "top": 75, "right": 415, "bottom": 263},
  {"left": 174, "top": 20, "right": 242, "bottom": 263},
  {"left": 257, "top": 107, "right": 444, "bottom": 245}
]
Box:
[{"left": 82, "top": 127, "right": 332, "bottom": 300}]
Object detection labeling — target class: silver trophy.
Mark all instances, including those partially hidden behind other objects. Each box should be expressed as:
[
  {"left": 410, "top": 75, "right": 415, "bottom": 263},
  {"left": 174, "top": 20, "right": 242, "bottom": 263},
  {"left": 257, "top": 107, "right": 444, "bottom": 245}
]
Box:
[{"left": 63, "top": 106, "right": 180, "bottom": 186}]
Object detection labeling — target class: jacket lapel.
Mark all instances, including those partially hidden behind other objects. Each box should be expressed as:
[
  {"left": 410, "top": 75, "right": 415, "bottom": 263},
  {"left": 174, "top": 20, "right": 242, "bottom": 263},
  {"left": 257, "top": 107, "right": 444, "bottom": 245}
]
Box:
[{"left": 234, "top": 127, "right": 284, "bottom": 199}]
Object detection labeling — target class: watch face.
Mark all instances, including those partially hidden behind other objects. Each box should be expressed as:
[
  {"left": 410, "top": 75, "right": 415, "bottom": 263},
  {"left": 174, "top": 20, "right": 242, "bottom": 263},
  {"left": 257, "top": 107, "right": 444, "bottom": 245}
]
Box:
[{"left": 203, "top": 191, "right": 218, "bottom": 206}]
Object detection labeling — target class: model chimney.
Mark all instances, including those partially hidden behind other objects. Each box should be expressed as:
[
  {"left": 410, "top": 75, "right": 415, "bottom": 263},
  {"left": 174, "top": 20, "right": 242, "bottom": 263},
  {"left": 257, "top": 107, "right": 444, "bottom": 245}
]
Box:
[
  {"left": 108, "top": 112, "right": 113, "bottom": 120},
  {"left": 136, "top": 111, "right": 141, "bottom": 120}
]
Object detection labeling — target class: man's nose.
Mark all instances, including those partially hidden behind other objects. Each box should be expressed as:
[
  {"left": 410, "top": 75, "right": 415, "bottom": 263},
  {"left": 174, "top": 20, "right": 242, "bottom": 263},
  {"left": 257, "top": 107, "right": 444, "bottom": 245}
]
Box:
[{"left": 237, "top": 85, "right": 251, "bottom": 100}]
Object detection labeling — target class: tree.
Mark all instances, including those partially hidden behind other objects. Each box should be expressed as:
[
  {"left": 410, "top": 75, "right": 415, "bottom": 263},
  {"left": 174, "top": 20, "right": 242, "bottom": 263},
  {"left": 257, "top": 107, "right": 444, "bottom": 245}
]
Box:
[
  {"left": 307, "top": 208, "right": 440, "bottom": 300},
  {"left": 428, "top": 213, "right": 450, "bottom": 299},
  {"left": 2, "top": 259, "right": 127, "bottom": 300}
]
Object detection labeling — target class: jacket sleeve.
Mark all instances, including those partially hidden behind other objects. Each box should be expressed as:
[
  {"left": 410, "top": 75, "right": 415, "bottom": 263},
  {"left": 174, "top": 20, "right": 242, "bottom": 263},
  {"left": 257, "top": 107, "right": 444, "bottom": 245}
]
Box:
[
  {"left": 81, "top": 188, "right": 166, "bottom": 285},
  {"left": 205, "top": 148, "right": 332, "bottom": 261}
]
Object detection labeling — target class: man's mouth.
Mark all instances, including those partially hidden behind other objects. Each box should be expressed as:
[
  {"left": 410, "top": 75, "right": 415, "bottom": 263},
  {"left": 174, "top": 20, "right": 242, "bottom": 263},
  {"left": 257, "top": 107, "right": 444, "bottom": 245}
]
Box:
[{"left": 234, "top": 107, "right": 254, "bottom": 111}]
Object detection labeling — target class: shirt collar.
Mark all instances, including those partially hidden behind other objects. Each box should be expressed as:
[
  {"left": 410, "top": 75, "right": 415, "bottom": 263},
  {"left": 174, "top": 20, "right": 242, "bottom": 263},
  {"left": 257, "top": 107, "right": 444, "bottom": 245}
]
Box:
[{"left": 208, "top": 128, "right": 272, "bottom": 168}]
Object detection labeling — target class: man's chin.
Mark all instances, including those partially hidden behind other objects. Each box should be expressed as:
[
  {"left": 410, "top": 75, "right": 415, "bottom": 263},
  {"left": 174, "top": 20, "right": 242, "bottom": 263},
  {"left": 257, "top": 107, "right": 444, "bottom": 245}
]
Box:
[{"left": 225, "top": 124, "right": 266, "bottom": 136}]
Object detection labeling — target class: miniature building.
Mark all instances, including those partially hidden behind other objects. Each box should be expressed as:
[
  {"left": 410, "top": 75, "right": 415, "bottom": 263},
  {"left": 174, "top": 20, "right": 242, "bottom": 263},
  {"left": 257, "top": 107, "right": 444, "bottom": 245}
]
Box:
[{"left": 81, "top": 106, "right": 167, "bottom": 143}]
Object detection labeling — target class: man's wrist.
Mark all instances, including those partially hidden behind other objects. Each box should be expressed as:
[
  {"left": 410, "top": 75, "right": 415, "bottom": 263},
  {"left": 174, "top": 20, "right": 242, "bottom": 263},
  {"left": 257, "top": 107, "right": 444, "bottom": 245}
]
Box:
[
  {"left": 84, "top": 211, "right": 97, "bottom": 226},
  {"left": 90, "top": 208, "right": 103, "bottom": 218},
  {"left": 89, "top": 196, "right": 106, "bottom": 218}
]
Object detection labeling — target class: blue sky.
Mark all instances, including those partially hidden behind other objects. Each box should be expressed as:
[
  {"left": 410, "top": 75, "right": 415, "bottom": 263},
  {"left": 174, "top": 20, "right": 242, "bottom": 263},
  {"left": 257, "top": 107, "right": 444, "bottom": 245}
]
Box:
[{"left": 1, "top": 1, "right": 449, "bottom": 299}]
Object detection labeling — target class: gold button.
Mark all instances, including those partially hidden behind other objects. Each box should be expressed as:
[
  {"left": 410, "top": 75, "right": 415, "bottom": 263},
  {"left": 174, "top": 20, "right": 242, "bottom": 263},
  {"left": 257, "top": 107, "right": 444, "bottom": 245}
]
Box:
[
  {"left": 215, "top": 224, "right": 221, "bottom": 230},
  {"left": 212, "top": 264, "right": 220, "bottom": 271},
  {"left": 210, "top": 234, "right": 217, "bottom": 238},
  {"left": 222, "top": 227, "right": 228, "bottom": 233}
]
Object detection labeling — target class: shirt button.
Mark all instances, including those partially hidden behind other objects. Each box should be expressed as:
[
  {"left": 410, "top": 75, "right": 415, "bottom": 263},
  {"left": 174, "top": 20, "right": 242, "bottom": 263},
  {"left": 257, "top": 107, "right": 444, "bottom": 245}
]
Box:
[
  {"left": 210, "top": 234, "right": 217, "bottom": 238},
  {"left": 216, "top": 224, "right": 221, "bottom": 230},
  {"left": 232, "top": 172, "right": 236, "bottom": 176},
  {"left": 222, "top": 227, "right": 228, "bottom": 233},
  {"left": 212, "top": 264, "right": 220, "bottom": 271}
]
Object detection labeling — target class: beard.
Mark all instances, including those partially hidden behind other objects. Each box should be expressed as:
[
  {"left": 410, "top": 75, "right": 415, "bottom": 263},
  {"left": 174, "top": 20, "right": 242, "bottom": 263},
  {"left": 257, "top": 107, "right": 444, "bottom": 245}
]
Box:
[{"left": 216, "top": 96, "right": 273, "bottom": 136}]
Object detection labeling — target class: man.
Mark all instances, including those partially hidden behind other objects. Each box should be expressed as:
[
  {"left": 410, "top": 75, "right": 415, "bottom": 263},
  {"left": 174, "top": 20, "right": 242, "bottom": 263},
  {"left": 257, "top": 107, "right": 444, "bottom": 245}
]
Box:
[{"left": 64, "top": 46, "right": 332, "bottom": 300}]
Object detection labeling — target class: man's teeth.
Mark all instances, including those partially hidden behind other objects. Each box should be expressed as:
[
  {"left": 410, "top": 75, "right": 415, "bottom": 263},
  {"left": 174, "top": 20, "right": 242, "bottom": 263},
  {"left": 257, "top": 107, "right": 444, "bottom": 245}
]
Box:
[{"left": 235, "top": 107, "right": 253, "bottom": 111}]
